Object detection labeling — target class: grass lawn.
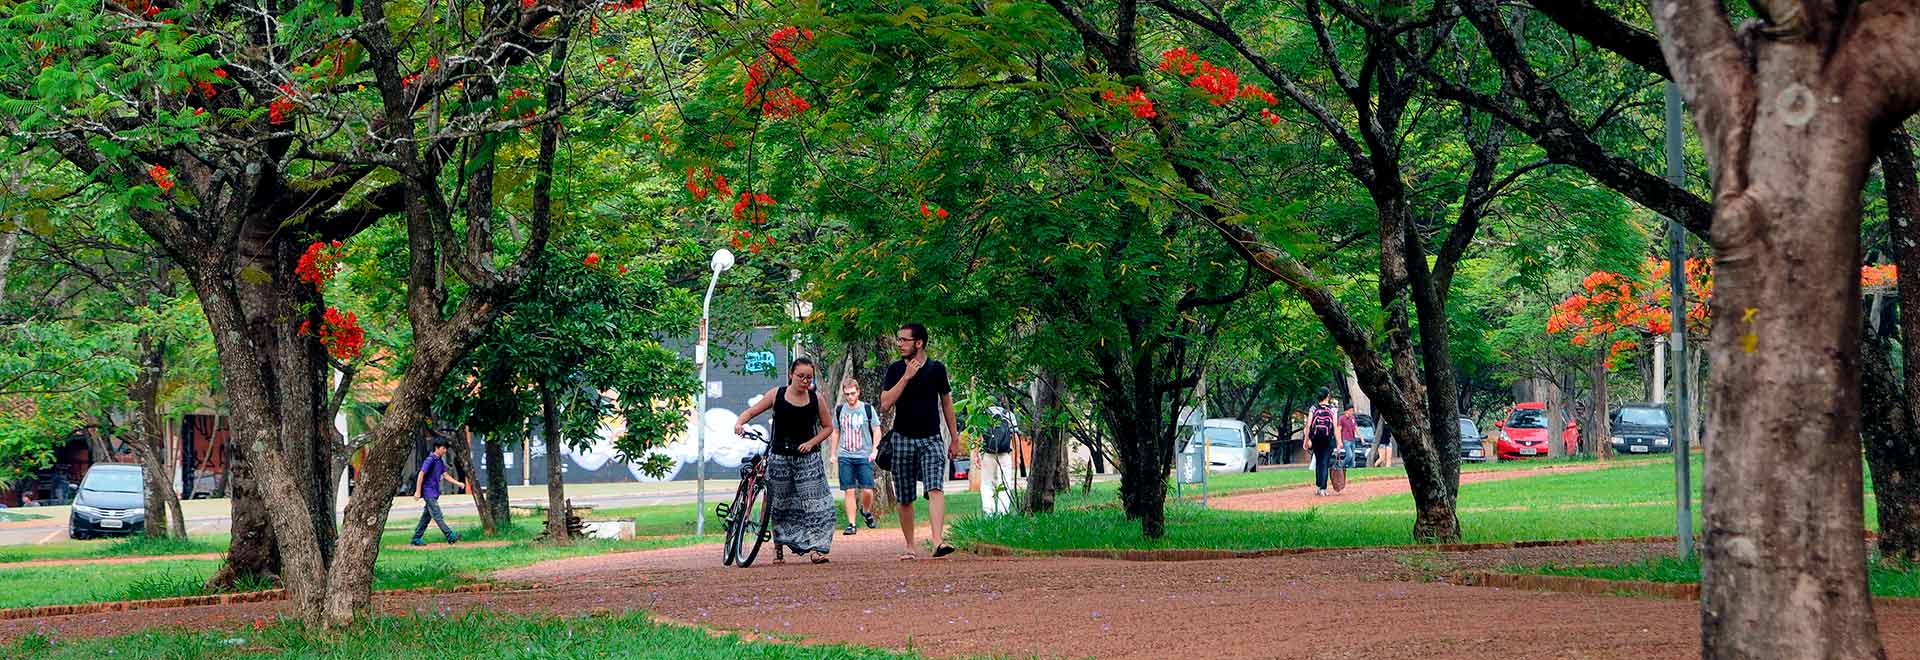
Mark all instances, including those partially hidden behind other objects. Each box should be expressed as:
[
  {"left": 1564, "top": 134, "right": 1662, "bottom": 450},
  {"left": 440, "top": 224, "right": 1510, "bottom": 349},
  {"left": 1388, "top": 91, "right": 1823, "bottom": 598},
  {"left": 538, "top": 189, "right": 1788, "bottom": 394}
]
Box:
[
  {"left": 1512, "top": 554, "right": 1920, "bottom": 599},
  {"left": 0, "top": 520, "right": 701, "bottom": 610},
  {"left": 2, "top": 610, "right": 922, "bottom": 659},
  {"left": 951, "top": 456, "right": 1738, "bottom": 553}
]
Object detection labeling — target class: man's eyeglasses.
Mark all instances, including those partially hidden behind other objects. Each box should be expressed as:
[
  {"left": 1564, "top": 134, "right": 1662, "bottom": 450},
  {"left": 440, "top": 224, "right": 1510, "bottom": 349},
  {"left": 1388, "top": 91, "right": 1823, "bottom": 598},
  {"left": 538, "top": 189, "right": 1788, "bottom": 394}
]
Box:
[{"left": 896, "top": 336, "right": 918, "bottom": 343}]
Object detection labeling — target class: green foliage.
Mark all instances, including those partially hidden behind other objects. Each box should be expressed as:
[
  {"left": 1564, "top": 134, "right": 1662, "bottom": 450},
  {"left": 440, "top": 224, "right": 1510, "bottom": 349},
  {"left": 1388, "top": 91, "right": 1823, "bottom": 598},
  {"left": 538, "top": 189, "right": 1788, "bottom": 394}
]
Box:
[{"left": 437, "top": 246, "right": 699, "bottom": 477}]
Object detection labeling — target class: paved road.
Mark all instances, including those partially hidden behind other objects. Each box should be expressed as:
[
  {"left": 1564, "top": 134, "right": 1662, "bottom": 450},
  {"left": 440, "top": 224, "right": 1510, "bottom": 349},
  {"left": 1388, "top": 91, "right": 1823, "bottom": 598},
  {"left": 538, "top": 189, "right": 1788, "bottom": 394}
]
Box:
[{"left": 0, "top": 472, "right": 1048, "bottom": 545}]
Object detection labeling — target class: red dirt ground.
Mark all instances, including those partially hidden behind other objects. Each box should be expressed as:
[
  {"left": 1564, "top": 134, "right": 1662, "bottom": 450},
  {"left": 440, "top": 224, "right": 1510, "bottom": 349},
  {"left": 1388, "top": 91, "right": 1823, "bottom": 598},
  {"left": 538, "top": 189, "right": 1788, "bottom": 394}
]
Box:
[
  {"left": 1212, "top": 463, "right": 1614, "bottom": 512},
  {"left": 4, "top": 465, "right": 1914, "bottom": 659}
]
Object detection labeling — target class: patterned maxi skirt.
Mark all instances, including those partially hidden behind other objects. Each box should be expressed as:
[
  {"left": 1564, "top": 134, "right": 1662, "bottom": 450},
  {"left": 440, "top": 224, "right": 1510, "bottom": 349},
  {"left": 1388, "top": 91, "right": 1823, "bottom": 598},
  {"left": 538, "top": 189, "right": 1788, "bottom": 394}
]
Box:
[{"left": 767, "top": 452, "right": 835, "bottom": 555}]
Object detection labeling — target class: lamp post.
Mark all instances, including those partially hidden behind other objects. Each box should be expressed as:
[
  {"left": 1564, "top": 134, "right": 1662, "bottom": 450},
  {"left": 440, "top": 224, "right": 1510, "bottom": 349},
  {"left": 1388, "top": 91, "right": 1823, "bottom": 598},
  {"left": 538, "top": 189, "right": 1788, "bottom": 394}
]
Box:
[
  {"left": 1664, "top": 83, "right": 1693, "bottom": 559},
  {"left": 694, "top": 249, "right": 734, "bottom": 537}
]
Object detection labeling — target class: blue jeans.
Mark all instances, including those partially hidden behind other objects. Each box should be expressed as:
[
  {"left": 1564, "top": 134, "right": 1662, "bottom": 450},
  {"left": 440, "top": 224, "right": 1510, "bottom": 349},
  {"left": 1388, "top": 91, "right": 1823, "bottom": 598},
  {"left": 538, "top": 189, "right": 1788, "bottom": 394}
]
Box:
[
  {"left": 412, "top": 496, "right": 455, "bottom": 543},
  {"left": 837, "top": 456, "right": 876, "bottom": 489}
]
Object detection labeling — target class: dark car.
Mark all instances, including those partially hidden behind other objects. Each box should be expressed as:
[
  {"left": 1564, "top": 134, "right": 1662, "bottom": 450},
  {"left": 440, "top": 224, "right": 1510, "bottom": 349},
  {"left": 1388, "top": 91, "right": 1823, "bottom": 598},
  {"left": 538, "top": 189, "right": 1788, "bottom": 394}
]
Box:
[
  {"left": 1459, "top": 417, "right": 1489, "bottom": 462},
  {"left": 1610, "top": 404, "right": 1675, "bottom": 455},
  {"left": 949, "top": 455, "right": 971, "bottom": 482},
  {"left": 69, "top": 464, "right": 146, "bottom": 539}
]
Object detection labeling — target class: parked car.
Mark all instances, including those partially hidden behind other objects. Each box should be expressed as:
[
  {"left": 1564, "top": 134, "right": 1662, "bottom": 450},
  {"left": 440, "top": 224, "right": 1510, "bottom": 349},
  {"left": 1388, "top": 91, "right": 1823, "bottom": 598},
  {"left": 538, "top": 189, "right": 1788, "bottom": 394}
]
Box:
[
  {"left": 1348, "top": 413, "right": 1377, "bottom": 464},
  {"left": 1181, "top": 419, "right": 1257, "bottom": 473},
  {"left": 949, "top": 454, "right": 971, "bottom": 481},
  {"left": 1494, "top": 402, "right": 1579, "bottom": 459},
  {"left": 68, "top": 464, "right": 146, "bottom": 539},
  {"left": 1459, "top": 417, "right": 1489, "bottom": 462},
  {"left": 1610, "top": 404, "right": 1675, "bottom": 454}
]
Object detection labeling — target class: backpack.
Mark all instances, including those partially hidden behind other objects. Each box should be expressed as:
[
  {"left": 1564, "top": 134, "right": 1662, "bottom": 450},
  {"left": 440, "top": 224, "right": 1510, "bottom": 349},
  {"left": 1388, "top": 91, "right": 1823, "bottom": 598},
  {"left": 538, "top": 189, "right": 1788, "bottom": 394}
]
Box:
[
  {"left": 982, "top": 418, "right": 1014, "bottom": 454},
  {"left": 1308, "top": 404, "right": 1336, "bottom": 443}
]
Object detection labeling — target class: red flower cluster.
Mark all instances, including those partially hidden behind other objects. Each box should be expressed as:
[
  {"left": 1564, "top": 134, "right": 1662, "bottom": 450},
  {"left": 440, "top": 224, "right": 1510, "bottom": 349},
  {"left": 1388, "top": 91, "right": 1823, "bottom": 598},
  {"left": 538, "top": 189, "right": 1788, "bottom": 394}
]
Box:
[
  {"left": 295, "top": 240, "right": 346, "bottom": 289},
  {"left": 920, "top": 202, "right": 950, "bottom": 220},
  {"left": 1158, "top": 47, "right": 1282, "bottom": 121},
  {"left": 743, "top": 26, "right": 815, "bottom": 118},
  {"left": 1549, "top": 259, "right": 1720, "bottom": 367},
  {"left": 584, "top": 252, "right": 602, "bottom": 267},
  {"left": 685, "top": 167, "right": 733, "bottom": 201},
  {"left": 1102, "top": 87, "right": 1156, "bottom": 119},
  {"left": 299, "top": 307, "right": 366, "bottom": 361},
  {"left": 733, "top": 191, "right": 776, "bottom": 224},
  {"left": 148, "top": 164, "right": 174, "bottom": 193},
  {"left": 604, "top": 0, "right": 646, "bottom": 11},
  {"left": 1863, "top": 263, "right": 1900, "bottom": 289},
  {"left": 269, "top": 84, "right": 296, "bottom": 123},
  {"left": 522, "top": 0, "right": 536, "bottom": 9},
  {"left": 761, "top": 87, "right": 812, "bottom": 120},
  {"left": 731, "top": 229, "right": 775, "bottom": 254}
]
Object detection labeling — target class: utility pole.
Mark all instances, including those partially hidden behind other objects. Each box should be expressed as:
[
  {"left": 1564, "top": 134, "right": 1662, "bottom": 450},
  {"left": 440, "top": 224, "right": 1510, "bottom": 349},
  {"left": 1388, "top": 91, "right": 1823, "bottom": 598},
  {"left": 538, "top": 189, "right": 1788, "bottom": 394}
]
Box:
[{"left": 1664, "top": 82, "right": 1693, "bottom": 559}]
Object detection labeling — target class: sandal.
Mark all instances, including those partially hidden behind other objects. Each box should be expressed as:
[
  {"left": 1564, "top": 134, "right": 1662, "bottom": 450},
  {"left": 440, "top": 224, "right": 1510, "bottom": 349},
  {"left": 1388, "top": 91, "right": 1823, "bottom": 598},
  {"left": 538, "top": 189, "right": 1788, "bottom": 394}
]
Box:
[
  {"left": 899, "top": 552, "right": 917, "bottom": 561},
  {"left": 810, "top": 554, "right": 831, "bottom": 565},
  {"left": 933, "top": 544, "right": 956, "bottom": 558}
]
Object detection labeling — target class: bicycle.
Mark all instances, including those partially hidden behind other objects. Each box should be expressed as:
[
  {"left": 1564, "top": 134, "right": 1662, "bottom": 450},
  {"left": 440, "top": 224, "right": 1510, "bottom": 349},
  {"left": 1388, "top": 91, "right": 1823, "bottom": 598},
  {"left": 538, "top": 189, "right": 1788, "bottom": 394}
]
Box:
[{"left": 715, "top": 427, "right": 772, "bottom": 567}]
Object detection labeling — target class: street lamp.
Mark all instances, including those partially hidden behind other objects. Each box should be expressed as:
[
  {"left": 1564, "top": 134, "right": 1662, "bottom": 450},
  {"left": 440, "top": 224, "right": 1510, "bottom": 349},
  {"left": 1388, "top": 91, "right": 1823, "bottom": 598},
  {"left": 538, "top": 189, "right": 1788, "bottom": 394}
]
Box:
[{"left": 695, "top": 248, "right": 734, "bottom": 536}]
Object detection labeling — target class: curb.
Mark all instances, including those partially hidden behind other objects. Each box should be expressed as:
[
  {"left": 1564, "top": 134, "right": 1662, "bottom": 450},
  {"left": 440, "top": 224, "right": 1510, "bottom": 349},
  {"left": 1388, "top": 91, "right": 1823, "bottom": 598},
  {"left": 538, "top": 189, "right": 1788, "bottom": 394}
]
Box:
[
  {"left": 0, "top": 582, "right": 496, "bottom": 622},
  {"left": 966, "top": 536, "right": 1683, "bottom": 562},
  {"left": 1449, "top": 571, "right": 1920, "bottom": 607}
]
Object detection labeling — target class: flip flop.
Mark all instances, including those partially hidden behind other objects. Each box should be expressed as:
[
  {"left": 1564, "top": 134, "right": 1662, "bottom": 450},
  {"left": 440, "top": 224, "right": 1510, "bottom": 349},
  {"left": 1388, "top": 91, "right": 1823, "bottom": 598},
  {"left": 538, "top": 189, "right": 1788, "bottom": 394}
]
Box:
[
  {"left": 899, "top": 552, "right": 917, "bottom": 561},
  {"left": 810, "top": 554, "right": 831, "bottom": 565},
  {"left": 933, "top": 544, "right": 956, "bottom": 558}
]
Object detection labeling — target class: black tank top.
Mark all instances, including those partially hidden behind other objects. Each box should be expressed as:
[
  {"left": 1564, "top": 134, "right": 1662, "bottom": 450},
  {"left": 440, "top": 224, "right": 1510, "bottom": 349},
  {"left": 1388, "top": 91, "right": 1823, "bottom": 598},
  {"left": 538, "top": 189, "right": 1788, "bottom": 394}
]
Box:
[{"left": 771, "top": 386, "right": 819, "bottom": 456}]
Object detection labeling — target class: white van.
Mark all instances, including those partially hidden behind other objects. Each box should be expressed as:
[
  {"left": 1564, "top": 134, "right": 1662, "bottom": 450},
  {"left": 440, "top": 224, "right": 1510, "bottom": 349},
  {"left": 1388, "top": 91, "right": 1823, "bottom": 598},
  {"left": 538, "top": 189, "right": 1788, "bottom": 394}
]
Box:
[{"left": 1180, "top": 418, "right": 1256, "bottom": 473}]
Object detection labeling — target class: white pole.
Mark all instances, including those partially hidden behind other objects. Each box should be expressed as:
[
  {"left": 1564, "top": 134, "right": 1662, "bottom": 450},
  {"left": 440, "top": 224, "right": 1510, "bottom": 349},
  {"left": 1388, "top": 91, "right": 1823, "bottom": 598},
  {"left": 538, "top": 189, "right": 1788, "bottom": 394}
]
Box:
[
  {"left": 1652, "top": 337, "right": 1667, "bottom": 404},
  {"left": 694, "top": 249, "right": 733, "bottom": 537}
]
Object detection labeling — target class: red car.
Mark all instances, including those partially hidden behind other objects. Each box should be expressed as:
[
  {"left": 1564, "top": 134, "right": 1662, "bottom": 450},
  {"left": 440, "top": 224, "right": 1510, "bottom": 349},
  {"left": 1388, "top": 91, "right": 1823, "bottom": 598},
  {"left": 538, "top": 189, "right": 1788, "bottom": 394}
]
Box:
[{"left": 1494, "top": 402, "right": 1579, "bottom": 459}]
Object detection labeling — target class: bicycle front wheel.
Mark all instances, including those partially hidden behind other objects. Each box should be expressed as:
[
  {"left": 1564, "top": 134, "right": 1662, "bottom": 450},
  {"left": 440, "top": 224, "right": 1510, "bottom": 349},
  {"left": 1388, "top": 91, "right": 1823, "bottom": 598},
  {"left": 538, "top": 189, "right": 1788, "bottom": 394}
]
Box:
[
  {"left": 734, "top": 477, "right": 772, "bottom": 567},
  {"left": 721, "top": 481, "right": 752, "bottom": 566}
]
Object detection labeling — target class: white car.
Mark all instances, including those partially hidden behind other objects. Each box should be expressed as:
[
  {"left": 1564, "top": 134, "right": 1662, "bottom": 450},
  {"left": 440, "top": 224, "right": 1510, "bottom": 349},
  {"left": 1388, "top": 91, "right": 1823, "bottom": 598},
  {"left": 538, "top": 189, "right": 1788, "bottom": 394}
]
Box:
[{"left": 1182, "top": 419, "right": 1257, "bottom": 473}]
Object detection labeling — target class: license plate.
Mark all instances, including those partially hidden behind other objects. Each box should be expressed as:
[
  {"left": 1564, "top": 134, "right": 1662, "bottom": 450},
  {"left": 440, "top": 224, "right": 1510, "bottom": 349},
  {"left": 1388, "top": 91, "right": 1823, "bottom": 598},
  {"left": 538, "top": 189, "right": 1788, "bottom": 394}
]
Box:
[
  {"left": 100, "top": 519, "right": 123, "bottom": 529},
  {"left": 1469, "top": 450, "right": 1483, "bottom": 457},
  {"left": 1630, "top": 445, "right": 1650, "bottom": 453},
  {"left": 1519, "top": 448, "right": 1537, "bottom": 455}
]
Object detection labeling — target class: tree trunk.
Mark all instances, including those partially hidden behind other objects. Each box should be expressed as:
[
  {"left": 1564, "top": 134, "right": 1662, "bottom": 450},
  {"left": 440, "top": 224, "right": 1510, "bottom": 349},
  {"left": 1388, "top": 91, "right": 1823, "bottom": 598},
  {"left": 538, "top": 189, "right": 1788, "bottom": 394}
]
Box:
[
  {"left": 1862, "top": 307, "right": 1920, "bottom": 563},
  {"left": 1587, "top": 352, "right": 1612, "bottom": 461},
  {"left": 128, "top": 325, "right": 186, "bottom": 539},
  {"left": 1546, "top": 378, "right": 1567, "bottom": 459},
  {"left": 1025, "top": 369, "right": 1066, "bottom": 513},
  {"left": 205, "top": 426, "right": 279, "bottom": 590},
  {"left": 0, "top": 228, "right": 18, "bottom": 307},
  {"left": 540, "top": 383, "right": 568, "bottom": 543},
  {"left": 449, "top": 429, "right": 494, "bottom": 537},
  {"left": 1868, "top": 128, "right": 1920, "bottom": 562},
  {"left": 484, "top": 430, "right": 512, "bottom": 531},
  {"left": 1653, "top": 7, "right": 1892, "bottom": 653}
]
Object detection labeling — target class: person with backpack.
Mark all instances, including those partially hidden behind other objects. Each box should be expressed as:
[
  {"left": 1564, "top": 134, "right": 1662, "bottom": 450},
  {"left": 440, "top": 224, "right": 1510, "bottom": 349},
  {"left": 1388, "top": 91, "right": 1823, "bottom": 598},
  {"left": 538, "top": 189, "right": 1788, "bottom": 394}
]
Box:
[
  {"left": 1303, "top": 389, "right": 1342, "bottom": 496},
  {"left": 977, "top": 405, "right": 1018, "bottom": 516},
  {"left": 830, "top": 377, "right": 881, "bottom": 535}
]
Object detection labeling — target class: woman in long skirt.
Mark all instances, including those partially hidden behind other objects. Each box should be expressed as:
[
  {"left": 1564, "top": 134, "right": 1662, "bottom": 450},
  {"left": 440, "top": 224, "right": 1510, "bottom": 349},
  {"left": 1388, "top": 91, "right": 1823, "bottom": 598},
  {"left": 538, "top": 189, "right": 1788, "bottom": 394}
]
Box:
[{"left": 734, "top": 357, "right": 836, "bottom": 564}]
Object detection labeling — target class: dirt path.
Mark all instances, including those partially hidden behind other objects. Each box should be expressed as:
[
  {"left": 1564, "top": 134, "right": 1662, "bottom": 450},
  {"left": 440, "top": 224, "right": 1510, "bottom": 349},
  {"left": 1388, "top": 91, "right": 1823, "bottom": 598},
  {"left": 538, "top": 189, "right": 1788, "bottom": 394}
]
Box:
[
  {"left": 1213, "top": 463, "right": 1616, "bottom": 513},
  {"left": 5, "top": 529, "right": 1919, "bottom": 659},
  {"left": 0, "top": 553, "right": 225, "bottom": 570}
]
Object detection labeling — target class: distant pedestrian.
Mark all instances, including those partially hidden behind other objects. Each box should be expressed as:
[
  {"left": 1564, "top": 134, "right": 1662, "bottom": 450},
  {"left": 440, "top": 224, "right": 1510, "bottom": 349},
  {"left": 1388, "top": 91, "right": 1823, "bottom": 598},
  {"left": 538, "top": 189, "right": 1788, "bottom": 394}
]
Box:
[
  {"left": 411, "top": 439, "right": 465, "bottom": 546},
  {"left": 734, "top": 357, "right": 836, "bottom": 564},
  {"left": 1339, "top": 404, "right": 1360, "bottom": 468},
  {"left": 879, "top": 323, "right": 961, "bottom": 560},
  {"left": 831, "top": 377, "right": 881, "bottom": 535},
  {"left": 1304, "top": 389, "right": 1341, "bottom": 496},
  {"left": 976, "top": 406, "right": 1018, "bottom": 516},
  {"left": 1373, "top": 418, "right": 1395, "bottom": 468}
]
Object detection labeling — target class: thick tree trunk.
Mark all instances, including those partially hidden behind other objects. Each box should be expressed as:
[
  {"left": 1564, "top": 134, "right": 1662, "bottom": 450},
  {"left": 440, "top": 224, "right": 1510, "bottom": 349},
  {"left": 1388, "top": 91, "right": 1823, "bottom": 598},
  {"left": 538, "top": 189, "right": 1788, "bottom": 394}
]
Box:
[
  {"left": 1869, "top": 128, "right": 1920, "bottom": 562},
  {"left": 484, "top": 430, "right": 512, "bottom": 531},
  {"left": 1102, "top": 348, "right": 1177, "bottom": 539},
  {"left": 205, "top": 424, "right": 279, "bottom": 590},
  {"left": 1862, "top": 310, "right": 1920, "bottom": 563},
  {"left": 1546, "top": 380, "right": 1567, "bottom": 459},
  {"left": 1025, "top": 370, "right": 1066, "bottom": 513},
  {"left": 540, "top": 383, "right": 569, "bottom": 543}
]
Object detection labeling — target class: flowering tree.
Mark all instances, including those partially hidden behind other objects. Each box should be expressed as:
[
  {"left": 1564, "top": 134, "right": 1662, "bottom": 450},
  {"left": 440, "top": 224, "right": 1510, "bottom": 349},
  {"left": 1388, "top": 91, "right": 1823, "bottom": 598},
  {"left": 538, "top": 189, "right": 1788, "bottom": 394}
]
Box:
[
  {"left": 1548, "top": 259, "right": 1714, "bottom": 368},
  {"left": 0, "top": 0, "right": 659, "bottom": 626}
]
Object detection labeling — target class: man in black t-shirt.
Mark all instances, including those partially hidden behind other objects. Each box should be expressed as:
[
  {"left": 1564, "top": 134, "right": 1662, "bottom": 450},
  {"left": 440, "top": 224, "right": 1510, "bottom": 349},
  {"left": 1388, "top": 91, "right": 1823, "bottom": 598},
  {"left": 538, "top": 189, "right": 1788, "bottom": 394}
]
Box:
[{"left": 879, "top": 322, "right": 961, "bottom": 559}]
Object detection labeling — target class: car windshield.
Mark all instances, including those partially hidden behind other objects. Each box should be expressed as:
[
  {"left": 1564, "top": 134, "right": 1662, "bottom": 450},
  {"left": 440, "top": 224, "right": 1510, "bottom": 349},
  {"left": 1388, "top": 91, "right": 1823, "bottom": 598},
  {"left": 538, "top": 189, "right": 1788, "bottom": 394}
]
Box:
[
  {"left": 1618, "top": 408, "right": 1670, "bottom": 427},
  {"left": 82, "top": 469, "right": 143, "bottom": 494},
  {"left": 1458, "top": 419, "right": 1480, "bottom": 437},
  {"left": 1354, "top": 415, "right": 1374, "bottom": 429},
  {"left": 1507, "top": 409, "right": 1547, "bottom": 429},
  {"left": 1204, "top": 427, "right": 1246, "bottom": 447}
]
